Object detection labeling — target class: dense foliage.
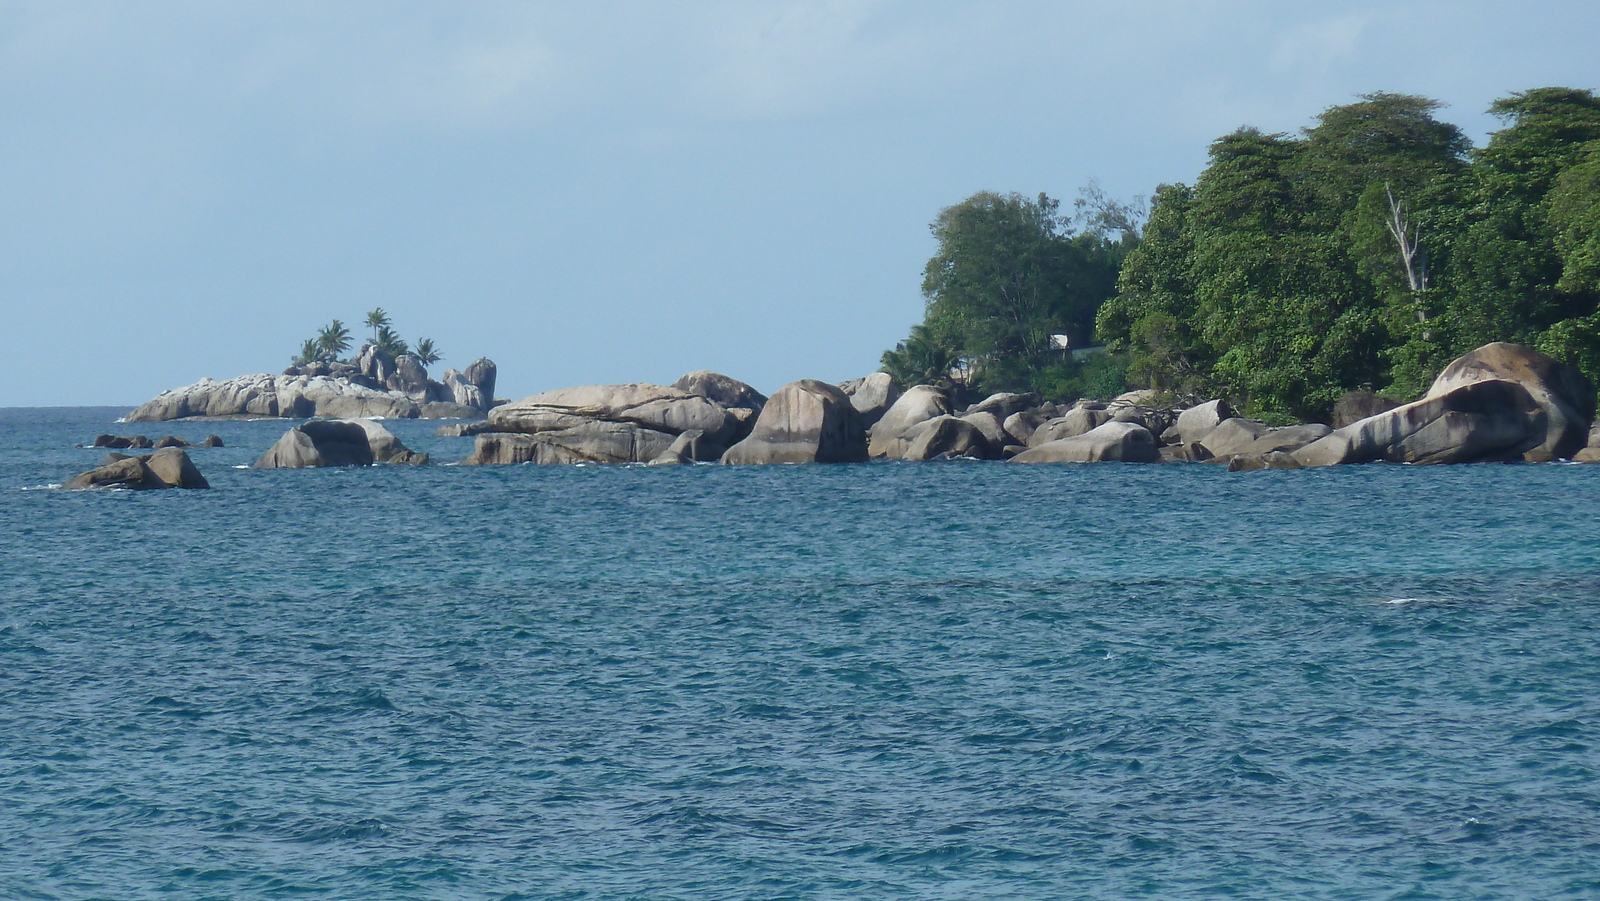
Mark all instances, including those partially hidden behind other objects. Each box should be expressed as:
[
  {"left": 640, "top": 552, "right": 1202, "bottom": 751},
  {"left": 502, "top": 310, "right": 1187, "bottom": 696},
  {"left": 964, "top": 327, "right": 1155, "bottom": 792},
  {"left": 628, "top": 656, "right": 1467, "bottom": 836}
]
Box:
[
  {"left": 887, "top": 87, "right": 1600, "bottom": 419},
  {"left": 880, "top": 191, "right": 1134, "bottom": 398}
]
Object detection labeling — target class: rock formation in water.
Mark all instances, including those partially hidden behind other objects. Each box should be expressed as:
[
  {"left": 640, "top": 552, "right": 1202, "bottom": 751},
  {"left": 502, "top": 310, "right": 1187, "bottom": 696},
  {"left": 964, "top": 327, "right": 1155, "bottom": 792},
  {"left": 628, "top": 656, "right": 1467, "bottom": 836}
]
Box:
[
  {"left": 125, "top": 350, "right": 499, "bottom": 422},
  {"left": 254, "top": 419, "right": 425, "bottom": 468},
  {"left": 65, "top": 447, "right": 210, "bottom": 490},
  {"left": 721, "top": 380, "right": 867, "bottom": 464}
]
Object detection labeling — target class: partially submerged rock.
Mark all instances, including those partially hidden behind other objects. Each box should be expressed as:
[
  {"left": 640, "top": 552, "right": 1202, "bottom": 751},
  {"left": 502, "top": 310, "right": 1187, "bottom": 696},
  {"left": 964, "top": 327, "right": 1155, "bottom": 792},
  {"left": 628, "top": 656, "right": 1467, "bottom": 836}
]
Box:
[
  {"left": 488, "top": 383, "right": 741, "bottom": 448},
  {"left": 1425, "top": 342, "right": 1594, "bottom": 460},
  {"left": 254, "top": 419, "right": 422, "bottom": 468},
  {"left": 464, "top": 421, "right": 677, "bottom": 465},
  {"left": 65, "top": 448, "right": 209, "bottom": 490},
  {"left": 1294, "top": 378, "right": 1544, "bottom": 466}
]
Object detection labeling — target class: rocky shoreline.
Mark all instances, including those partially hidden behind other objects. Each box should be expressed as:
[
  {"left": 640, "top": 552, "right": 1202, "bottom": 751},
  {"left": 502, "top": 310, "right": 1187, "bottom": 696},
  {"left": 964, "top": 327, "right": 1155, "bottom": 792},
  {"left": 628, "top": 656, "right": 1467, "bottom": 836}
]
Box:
[{"left": 78, "top": 341, "right": 1600, "bottom": 488}]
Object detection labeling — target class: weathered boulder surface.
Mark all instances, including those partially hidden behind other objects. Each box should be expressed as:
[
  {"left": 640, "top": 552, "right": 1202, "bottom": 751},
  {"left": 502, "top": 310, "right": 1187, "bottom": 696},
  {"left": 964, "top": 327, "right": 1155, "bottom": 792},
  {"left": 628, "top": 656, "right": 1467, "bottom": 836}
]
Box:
[
  {"left": 1425, "top": 342, "right": 1595, "bottom": 460},
  {"left": 838, "top": 372, "right": 902, "bottom": 428},
  {"left": 1027, "top": 406, "right": 1111, "bottom": 447},
  {"left": 867, "top": 386, "right": 951, "bottom": 458},
  {"left": 65, "top": 448, "right": 209, "bottom": 490},
  {"left": 153, "top": 435, "right": 191, "bottom": 449},
  {"left": 1234, "top": 424, "right": 1333, "bottom": 457},
  {"left": 672, "top": 370, "right": 767, "bottom": 412},
  {"left": 1171, "top": 399, "right": 1233, "bottom": 445},
  {"left": 464, "top": 421, "right": 677, "bottom": 465},
  {"left": 254, "top": 419, "right": 421, "bottom": 468},
  {"left": 964, "top": 392, "right": 1035, "bottom": 421},
  {"left": 1010, "top": 421, "right": 1161, "bottom": 464},
  {"left": 488, "top": 383, "right": 740, "bottom": 448},
  {"left": 1294, "top": 378, "right": 1545, "bottom": 466},
  {"left": 958, "top": 411, "right": 1009, "bottom": 449},
  {"left": 1002, "top": 411, "right": 1045, "bottom": 445},
  {"left": 722, "top": 380, "right": 867, "bottom": 465},
  {"left": 891, "top": 415, "right": 990, "bottom": 461},
  {"left": 1197, "top": 418, "right": 1271, "bottom": 458}
]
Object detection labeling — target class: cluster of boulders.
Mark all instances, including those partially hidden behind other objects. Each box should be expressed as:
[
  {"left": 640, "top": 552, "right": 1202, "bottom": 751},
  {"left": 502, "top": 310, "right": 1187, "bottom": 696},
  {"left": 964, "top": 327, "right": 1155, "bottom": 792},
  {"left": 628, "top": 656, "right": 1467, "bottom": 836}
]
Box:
[
  {"left": 64, "top": 448, "right": 210, "bottom": 490},
  {"left": 450, "top": 343, "right": 1598, "bottom": 469},
  {"left": 124, "top": 351, "right": 498, "bottom": 422},
  {"left": 84, "top": 433, "right": 222, "bottom": 449}
]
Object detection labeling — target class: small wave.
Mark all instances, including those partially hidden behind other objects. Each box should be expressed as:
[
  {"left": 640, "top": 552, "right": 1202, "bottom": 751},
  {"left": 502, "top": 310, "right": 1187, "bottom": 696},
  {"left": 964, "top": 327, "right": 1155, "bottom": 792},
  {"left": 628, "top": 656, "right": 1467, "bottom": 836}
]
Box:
[
  {"left": 233, "top": 464, "right": 250, "bottom": 469},
  {"left": 20, "top": 483, "right": 62, "bottom": 491}
]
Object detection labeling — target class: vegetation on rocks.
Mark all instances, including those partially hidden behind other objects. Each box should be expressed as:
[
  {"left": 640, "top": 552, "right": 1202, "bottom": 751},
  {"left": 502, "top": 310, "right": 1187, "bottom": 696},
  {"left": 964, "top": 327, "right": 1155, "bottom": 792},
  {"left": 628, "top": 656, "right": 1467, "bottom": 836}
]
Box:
[{"left": 886, "top": 86, "right": 1600, "bottom": 421}]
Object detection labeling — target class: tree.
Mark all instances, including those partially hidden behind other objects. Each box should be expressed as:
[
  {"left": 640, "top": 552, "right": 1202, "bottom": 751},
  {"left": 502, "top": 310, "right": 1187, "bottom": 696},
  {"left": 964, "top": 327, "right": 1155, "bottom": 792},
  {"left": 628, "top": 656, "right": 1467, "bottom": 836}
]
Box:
[
  {"left": 887, "top": 190, "right": 1125, "bottom": 397},
  {"left": 316, "top": 320, "right": 352, "bottom": 362},
  {"left": 364, "top": 308, "right": 391, "bottom": 344},
  {"left": 373, "top": 324, "right": 409, "bottom": 358},
  {"left": 292, "top": 338, "right": 322, "bottom": 367},
  {"left": 413, "top": 338, "right": 441, "bottom": 367}
]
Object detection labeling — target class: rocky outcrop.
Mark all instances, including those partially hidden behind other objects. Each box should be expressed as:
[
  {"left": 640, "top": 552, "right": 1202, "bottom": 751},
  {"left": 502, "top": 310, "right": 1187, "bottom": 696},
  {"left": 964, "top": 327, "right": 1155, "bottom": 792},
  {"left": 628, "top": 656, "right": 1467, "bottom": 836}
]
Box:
[
  {"left": 647, "top": 429, "right": 719, "bottom": 466},
  {"left": 1425, "top": 342, "right": 1594, "bottom": 460},
  {"left": 488, "top": 383, "right": 741, "bottom": 449},
  {"left": 464, "top": 421, "right": 677, "bottom": 465},
  {"left": 64, "top": 448, "right": 209, "bottom": 490},
  {"left": 1292, "top": 344, "right": 1593, "bottom": 466},
  {"left": 1196, "top": 418, "right": 1270, "bottom": 458},
  {"left": 1010, "top": 421, "right": 1161, "bottom": 464},
  {"left": 867, "top": 386, "right": 951, "bottom": 458},
  {"left": 90, "top": 434, "right": 154, "bottom": 449},
  {"left": 128, "top": 355, "right": 498, "bottom": 422},
  {"left": 1293, "top": 378, "right": 1544, "bottom": 466},
  {"left": 254, "top": 419, "right": 423, "bottom": 468},
  {"left": 1002, "top": 411, "right": 1045, "bottom": 445},
  {"left": 964, "top": 392, "right": 1035, "bottom": 421},
  {"left": 722, "top": 380, "right": 867, "bottom": 464}
]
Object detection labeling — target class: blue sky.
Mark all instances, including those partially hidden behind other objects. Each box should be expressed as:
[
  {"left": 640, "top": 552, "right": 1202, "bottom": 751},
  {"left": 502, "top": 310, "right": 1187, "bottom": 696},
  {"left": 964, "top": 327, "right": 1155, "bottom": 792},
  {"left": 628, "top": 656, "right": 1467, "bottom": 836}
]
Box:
[{"left": 3, "top": 1, "right": 1597, "bottom": 406}]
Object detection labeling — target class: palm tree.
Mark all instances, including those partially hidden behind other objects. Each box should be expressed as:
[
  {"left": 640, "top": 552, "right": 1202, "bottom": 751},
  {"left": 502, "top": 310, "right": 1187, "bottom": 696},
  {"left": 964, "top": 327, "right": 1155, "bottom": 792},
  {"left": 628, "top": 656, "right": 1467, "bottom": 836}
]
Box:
[
  {"left": 316, "top": 319, "right": 352, "bottom": 362},
  {"left": 374, "top": 324, "right": 408, "bottom": 358},
  {"left": 413, "top": 338, "right": 441, "bottom": 367},
  {"left": 293, "top": 338, "right": 321, "bottom": 367},
  {"left": 364, "top": 308, "right": 391, "bottom": 344}
]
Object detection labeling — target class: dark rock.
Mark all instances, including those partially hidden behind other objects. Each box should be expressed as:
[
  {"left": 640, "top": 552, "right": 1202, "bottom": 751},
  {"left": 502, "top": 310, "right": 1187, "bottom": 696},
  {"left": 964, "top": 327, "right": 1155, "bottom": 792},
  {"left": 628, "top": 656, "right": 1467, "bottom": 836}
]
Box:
[
  {"left": 65, "top": 448, "right": 208, "bottom": 490},
  {"left": 201, "top": 435, "right": 224, "bottom": 447},
  {"left": 254, "top": 420, "right": 377, "bottom": 468},
  {"left": 153, "top": 436, "right": 191, "bottom": 449}
]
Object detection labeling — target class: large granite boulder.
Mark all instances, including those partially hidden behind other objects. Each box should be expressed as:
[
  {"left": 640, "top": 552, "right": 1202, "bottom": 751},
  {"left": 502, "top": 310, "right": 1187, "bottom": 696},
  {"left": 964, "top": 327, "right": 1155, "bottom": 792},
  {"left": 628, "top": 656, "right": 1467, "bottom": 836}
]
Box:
[
  {"left": 958, "top": 411, "right": 1009, "bottom": 449},
  {"left": 1002, "top": 411, "right": 1045, "bottom": 445},
  {"left": 671, "top": 371, "right": 767, "bottom": 412},
  {"left": 488, "top": 383, "right": 740, "bottom": 448},
  {"left": 1011, "top": 421, "right": 1162, "bottom": 464},
  {"left": 1235, "top": 424, "right": 1332, "bottom": 456},
  {"left": 64, "top": 448, "right": 209, "bottom": 490},
  {"left": 464, "top": 421, "right": 677, "bottom": 465},
  {"left": 1197, "top": 418, "right": 1271, "bottom": 458},
  {"left": 463, "top": 357, "right": 497, "bottom": 407},
  {"left": 1425, "top": 342, "right": 1594, "bottom": 460},
  {"left": 1294, "top": 378, "right": 1545, "bottom": 466},
  {"left": 722, "top": 380, "right": 867, "bottom": 464},
  {"left": 255, "top": 420, "right": 372, "bottom": 468},
  {"left": 646, "top": 429, "right": 722, "bottom": 466},
  {"left": 443, "top": 369, "right": 487, "bottom": 410},
  {"left": 867, "top": 386, "right": 951, "bottom": 458},
  {"left": 387, "top": 354, "right": 430, "bottom": 398},
  {"left": 838, "top": 372, "right": 902, "bottom": 428},
  {"left": 1171, "top": 399, "right": 1233, "bottom": 445}
]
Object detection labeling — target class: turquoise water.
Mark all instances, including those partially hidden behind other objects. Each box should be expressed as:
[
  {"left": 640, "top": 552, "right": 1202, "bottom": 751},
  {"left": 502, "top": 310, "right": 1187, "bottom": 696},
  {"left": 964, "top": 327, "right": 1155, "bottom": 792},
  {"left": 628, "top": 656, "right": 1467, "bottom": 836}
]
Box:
[{"left": 4, "top": 407, "right": 1599, "bottom": 900}]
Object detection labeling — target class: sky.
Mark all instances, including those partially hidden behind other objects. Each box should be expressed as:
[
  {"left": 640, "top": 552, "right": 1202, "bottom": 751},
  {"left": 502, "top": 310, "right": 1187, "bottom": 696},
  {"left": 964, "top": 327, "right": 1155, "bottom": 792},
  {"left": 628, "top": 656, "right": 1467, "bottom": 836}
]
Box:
[{"left": 3, "top": 1, "right": 1598, "bottom": 406}]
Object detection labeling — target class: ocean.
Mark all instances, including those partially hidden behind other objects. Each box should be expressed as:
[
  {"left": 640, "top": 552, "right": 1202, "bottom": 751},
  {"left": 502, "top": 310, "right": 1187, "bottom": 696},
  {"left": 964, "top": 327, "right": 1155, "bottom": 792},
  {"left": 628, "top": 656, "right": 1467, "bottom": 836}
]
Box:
[{"left": 3, "top": 406, "right": 1599, "bottom": 900}]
